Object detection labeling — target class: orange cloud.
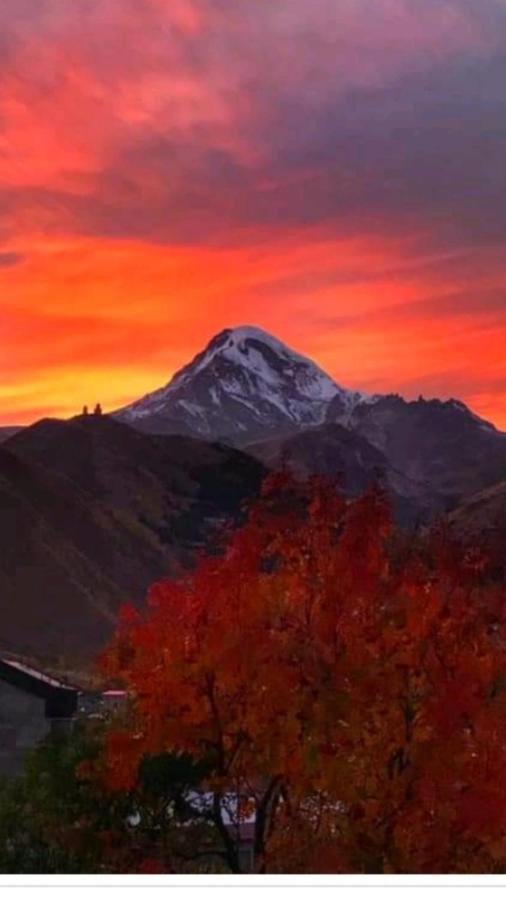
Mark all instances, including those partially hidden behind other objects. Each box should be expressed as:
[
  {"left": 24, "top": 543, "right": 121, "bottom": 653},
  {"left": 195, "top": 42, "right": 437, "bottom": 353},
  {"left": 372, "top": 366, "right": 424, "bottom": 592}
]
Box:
[
  {"left": 1, "top": 1, "right": 506, "bottom": 429},
  {"left": 3, "top": 229, "right": 506, "bottom": 427}
]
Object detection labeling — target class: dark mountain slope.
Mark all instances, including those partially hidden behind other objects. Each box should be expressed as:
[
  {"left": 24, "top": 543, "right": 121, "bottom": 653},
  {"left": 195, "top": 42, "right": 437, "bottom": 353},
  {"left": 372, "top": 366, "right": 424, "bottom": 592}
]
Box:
[
  {"left": 448, "top": 480, "right": 506, "bottom": 539},
  {"left": 1, "top": 416, "right": 265, "bottom": 661},
  {"left": 329, "top": 394, "right": 506, "bottom": 510},
  {"left": 246, "top": 422, "right": 433, "bottom": 526},
  {"left": 0, "top": 426, "right": 22, "bottom": 444},
  {"left": 444, "top": 481, "right": 506, "bottom": 580},
  {"left": 0, "top": 446, "right": 131, "bottom": 659},
  {"left": 7, "top": 415, "right": 263, "bottom": 538}
]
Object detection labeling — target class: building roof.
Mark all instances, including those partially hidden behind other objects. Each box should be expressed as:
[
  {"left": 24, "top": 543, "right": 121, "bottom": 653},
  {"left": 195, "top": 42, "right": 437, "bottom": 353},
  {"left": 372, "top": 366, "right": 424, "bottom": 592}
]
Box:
[{"left": 0, "top": 656, "right": 78, "bottom": 718}]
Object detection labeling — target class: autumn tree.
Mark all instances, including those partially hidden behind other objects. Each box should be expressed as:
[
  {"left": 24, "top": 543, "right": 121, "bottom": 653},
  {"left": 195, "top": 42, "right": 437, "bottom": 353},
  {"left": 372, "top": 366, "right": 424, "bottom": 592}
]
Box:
[{"left": 98, "top": 473, "right": 506, "bottom": 873}]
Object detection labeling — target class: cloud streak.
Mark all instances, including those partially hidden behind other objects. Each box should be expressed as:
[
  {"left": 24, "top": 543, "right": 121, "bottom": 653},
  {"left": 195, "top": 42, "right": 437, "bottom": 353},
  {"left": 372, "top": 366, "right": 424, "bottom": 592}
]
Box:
[{"left": 1, "top": 1, "right": 506, "bottom": 425}]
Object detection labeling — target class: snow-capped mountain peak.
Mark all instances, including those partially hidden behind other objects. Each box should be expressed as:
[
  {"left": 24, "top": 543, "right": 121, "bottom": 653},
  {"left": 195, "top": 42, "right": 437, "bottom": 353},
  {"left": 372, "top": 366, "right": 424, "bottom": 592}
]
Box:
[
  {"left": 173, "top": 325, "right": 335, "bottom": 395},
  {"left": 116, "top": 325, "right": 365, "bottom": 444}
]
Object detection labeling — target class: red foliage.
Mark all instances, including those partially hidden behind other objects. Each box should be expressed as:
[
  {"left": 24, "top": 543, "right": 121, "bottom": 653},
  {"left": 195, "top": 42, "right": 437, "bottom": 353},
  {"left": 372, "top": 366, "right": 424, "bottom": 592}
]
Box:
[
  {"left": 99, "top": 473, "right": 506, "bottom": 873},
  {"left": 137, "top": 857, "right": 168, "bottom": 874}
]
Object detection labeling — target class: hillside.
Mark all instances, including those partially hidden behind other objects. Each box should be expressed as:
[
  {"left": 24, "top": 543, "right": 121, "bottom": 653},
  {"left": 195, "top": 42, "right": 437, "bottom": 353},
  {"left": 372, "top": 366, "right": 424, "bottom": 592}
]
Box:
[
  {"left": 0, "top": 427, "right": 22, "bottom": 444},
  {"left": 246, "top": 422, "right": 433, "bottom": 526},
  {"left": 1, "top": 416, "right": 265, "bottom": 661}
]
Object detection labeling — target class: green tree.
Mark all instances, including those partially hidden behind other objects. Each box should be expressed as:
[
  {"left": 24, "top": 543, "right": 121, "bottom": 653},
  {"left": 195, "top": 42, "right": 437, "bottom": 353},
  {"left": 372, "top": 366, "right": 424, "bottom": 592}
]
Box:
[{"left": 0, "top": 722, "right": 221, "bottom": 873}]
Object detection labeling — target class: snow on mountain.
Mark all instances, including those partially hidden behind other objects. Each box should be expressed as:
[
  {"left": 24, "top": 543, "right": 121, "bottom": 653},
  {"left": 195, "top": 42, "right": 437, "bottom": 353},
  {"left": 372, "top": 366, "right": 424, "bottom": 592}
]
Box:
[
  {"left": 112, "top": 324, "right": 506, "bottom": 516},
  {"left": 116, "top": 325, "right": 366, "bottom": 444}
]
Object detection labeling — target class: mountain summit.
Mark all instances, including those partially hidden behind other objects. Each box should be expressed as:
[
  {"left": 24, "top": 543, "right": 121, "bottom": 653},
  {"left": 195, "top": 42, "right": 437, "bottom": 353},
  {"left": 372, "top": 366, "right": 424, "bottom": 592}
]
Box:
[
  {"left": 116, "top": 325, "right": 366, "bottom": 444},
  {"left": 115, "top": 324, "right": 506, "bottom": 514}
]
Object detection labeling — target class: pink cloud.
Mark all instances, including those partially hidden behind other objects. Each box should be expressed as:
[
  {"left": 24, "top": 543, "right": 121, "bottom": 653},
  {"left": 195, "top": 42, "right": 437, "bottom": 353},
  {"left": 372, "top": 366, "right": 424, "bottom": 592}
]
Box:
[{"left": 1, "top": 1, "right": 506, "bottom": 426}]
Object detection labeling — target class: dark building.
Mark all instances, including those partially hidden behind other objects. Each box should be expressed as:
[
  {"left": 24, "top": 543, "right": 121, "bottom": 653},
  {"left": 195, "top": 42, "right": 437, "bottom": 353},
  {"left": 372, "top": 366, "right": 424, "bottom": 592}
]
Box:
[{"left": 0, "top": 657, "right": 79, "bottom": 777}]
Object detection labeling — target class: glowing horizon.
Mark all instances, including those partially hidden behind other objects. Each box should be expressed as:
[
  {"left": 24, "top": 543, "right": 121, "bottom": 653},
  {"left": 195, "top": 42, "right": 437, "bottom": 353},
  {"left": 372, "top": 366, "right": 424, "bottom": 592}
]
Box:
[{"left": 2, "top": 1, "right": 506, "bottom": 429}]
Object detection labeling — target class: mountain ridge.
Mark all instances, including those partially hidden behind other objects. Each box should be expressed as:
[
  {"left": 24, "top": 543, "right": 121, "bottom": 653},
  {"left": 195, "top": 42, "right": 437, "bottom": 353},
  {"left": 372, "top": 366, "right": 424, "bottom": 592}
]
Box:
[
  {"left": 113, "top": 324, "right": 506, "bottom": 520},
  {"left": 115, "top": 324, "right": 501, "bottom": 445},
  {"left": 115, "top": 325, "right": 370, "bottom": 444}
]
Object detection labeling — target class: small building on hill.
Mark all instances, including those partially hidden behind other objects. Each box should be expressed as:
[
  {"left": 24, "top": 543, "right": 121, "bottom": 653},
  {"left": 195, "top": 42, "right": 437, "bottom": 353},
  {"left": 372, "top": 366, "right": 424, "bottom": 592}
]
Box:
[{"left": 0, "top": 657, "right": 79, "bottom": 777}]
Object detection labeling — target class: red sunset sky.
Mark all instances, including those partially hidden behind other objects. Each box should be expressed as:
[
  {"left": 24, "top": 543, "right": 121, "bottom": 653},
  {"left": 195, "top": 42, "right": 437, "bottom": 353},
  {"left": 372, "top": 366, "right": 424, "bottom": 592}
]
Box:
[{"left": 2, "top": 0, "right": 506, "bottom": 427}]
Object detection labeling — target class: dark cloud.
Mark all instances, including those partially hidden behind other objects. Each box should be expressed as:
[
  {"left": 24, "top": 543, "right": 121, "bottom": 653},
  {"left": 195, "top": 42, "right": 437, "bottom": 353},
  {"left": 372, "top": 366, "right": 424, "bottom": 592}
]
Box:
[
  {"left": 4, "top": 0, "right": 506, "bottom": 427},
  {"left": 0, "top": 251, "right": 23, "bottom": 267},
  {"left": 2, "top": 0, "right": 506, "bottom": 254}
]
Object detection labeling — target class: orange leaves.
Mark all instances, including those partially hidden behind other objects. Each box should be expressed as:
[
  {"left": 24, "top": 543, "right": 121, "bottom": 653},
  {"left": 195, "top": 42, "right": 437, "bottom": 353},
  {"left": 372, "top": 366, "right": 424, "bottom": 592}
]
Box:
[
  {"left": 101, "top": 730, "right": 143, "bottom": 793},
  {"left": 137, "top": 857, "right": 168, "bottom": 874},
  {"left": 96, "top": 472, "right": 506, "bottom": 872},
  {"left": 429, "top": 675, "right": 483, "bottom": 739}
]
